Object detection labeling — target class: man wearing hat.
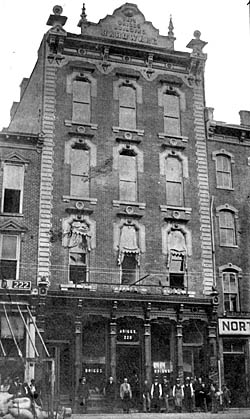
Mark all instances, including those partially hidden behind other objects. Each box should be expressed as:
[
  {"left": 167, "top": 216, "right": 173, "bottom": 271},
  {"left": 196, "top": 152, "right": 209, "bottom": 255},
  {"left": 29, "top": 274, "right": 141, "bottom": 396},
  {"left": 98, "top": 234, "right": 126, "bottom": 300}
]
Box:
[
  {"left": 150, "top": 376, "right": 162, "bottom": 412},
  {"left": 173, "top": 377, "right": 184, "bottom": 412},
  {"left": 162, "top": 376, "right": 171, "bottom": 413},
  {"left": 183, "top": 376, "right": 194, "bottom": 412}
]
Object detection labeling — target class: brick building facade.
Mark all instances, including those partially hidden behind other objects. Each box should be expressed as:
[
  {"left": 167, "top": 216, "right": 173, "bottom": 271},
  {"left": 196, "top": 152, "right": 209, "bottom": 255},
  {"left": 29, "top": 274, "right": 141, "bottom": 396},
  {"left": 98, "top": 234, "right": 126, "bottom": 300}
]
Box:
[{"left": 0, "top": 2, "right": 249, "bottom": 410}]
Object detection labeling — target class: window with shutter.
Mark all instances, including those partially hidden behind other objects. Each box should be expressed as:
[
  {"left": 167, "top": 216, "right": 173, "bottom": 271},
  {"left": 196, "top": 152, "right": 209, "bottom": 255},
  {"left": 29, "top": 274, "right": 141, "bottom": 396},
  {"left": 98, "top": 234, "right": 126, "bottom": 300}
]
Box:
[
  {"left": 119, "top": 152, "right": 137, "bottom": 201},
  {"left": 222, "top": 271, "right": 239, "bottom": 312},
  {"left": 72, "top": 79, "right": 91, "bottom": 124},
  {"left": 0, "top": 235, "right": 19, "bottom": 280},
  {"left": 163, "top": 93, "right": 180, "bottom": 135},
  {"left": 2, "top": 165, "right": 24, "bottom": 214},
  {"left": 219, "top": 210, "right": 236, "bottom": 246},
  {"left": 121, "top": 253, "right": 137, "bottom": 285},
  {"left": 165, "top": 156, "right": 183, "bottom": 206},
  {"left": 70, "top": 145, "right": 90, "bottom": 198},
  {"left": 216, "top": 154, "right": 232, "bottom": 189},
  {"left": 119, "top": 85, "right": 136, "bottom": 129},
  {"left": 69, "top": 251, "right": 87, "bottom": 284}
]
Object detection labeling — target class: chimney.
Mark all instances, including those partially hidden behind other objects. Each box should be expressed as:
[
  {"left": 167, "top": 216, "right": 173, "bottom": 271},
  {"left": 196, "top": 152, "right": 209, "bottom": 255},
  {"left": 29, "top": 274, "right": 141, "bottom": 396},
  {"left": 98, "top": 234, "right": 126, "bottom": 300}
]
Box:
[
  {"left": 205, "top": 107, "right": 214, "bottom": 122},
  {"left": 239, "top": 110, "right": 250, "bottom": 127},
  {"left": 20, "top": 78, "right": 29, "bottom": 99},
  {"left": 10, "top": 102, "right": 19, "bottom": 120}
]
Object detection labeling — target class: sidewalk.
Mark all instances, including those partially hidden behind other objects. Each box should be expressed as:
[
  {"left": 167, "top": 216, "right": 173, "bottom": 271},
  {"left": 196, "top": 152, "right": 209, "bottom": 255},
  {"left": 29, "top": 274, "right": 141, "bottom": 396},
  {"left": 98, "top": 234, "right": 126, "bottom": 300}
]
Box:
[{"left": 72, "top": 408, "right": 250, "bottom": 419}]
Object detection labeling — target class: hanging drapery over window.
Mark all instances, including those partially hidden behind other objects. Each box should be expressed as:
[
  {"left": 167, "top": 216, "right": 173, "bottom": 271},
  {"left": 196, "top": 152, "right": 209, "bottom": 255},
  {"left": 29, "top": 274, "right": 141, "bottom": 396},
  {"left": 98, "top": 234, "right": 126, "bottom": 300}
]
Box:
[
  {"left": 62, "top": 219, "right": 91, "bottom": 250},
  {"left": 167, "top": 229, "right": 187, "bottom": 270},
  {"left": 118, "top": 225, "right": 140, "bottom": 265}
]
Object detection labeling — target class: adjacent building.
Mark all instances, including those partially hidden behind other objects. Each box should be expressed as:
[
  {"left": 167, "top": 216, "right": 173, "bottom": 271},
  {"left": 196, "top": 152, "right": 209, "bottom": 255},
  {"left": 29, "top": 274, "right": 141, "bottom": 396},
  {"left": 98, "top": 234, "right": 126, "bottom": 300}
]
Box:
[
  {"left": 206, "top": 109, "right": 250, "bottom": 407},
  {"left": 0, "top": 2, "right": 249, "bottom": 410}
]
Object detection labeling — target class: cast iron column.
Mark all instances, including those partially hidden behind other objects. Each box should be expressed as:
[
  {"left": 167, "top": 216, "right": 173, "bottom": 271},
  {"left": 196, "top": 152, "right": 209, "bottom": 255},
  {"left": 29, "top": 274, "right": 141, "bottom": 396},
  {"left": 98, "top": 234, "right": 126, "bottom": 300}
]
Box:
[
  {"left": 144, "top": 321, "right": 151, "bottom": 382},
  {"left": 110, "top": 301, "right": 118, "bottom": 381},
  {"left": 144, "top": 302, "right": 152, "bottom": 383},
  {"left": 176, "top": 304, "right": 184, "bottom": 382},
  {"left": 75, "top": 298, "right": 83, "bottom": 410},
  {"left": 176, "top": 323, "right": 184, "bottom": 381}
]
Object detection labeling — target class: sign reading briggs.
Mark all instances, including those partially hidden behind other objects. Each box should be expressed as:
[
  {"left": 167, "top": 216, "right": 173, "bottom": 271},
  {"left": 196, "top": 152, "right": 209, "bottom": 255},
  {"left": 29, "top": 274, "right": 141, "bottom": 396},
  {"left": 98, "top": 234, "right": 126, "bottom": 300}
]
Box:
[{"left": 219, "top": 318, "right": 250, "bottom": 335}]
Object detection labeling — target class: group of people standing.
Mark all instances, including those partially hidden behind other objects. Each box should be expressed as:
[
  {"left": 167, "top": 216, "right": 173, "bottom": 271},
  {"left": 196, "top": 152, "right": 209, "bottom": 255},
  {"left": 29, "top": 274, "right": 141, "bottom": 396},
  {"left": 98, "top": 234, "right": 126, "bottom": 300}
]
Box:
[
  {"left": 76, "top": 374, "right": 231, "bottom": 414},
  {"left": 0, "top": 376, "right": 42, "bottom": 407}
]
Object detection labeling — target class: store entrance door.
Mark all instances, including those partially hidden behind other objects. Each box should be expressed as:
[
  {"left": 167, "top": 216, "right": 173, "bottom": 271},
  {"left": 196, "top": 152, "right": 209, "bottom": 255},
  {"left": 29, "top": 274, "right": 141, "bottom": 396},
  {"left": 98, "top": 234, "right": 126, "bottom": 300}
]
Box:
[
  {"left": 224, "top": 354, "right": 247, "bottom": 407},
  {"left": 116, "top": 344, "right": 141, "bottom": 410},
  {"left": 46, "top": 341, "right": 72, "bottom": 399},
  {"left": 117, "top": 345, "right": 141, "bottom": 384}
]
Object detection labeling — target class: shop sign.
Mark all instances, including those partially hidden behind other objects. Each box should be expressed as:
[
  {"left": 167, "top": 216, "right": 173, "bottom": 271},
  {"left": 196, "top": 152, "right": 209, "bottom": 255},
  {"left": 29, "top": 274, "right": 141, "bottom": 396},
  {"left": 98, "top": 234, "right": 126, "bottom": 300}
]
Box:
[
  {"left": 117, "top": 328, "right": 138, "bottom": 342},
  {"left": 219, "top": 318, "right": 250, "bottom": 335},
  {"left": 153, "top": 361, "right": 173, "bottom": 374}
]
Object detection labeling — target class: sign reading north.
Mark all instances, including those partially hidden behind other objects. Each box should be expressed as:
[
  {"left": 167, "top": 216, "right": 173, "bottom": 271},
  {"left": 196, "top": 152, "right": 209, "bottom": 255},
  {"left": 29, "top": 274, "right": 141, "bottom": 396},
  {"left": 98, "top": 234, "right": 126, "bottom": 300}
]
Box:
[{"left": 219, "top": 318, "right": 250, "bottom": 335}]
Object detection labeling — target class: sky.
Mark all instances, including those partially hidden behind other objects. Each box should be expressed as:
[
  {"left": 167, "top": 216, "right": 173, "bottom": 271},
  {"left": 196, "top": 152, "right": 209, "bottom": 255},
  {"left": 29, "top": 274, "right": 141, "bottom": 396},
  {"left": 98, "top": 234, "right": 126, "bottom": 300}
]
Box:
[{"left": 0, "top": 0, "right": 249, "bottom": 129}]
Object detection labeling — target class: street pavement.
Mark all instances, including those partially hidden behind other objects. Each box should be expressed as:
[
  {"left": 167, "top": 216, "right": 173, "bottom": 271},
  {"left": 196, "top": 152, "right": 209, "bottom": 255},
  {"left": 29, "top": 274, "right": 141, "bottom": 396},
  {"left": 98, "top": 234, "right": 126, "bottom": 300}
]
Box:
[{"left": 72, "top": 409, "right": 250, "bottom": 419}]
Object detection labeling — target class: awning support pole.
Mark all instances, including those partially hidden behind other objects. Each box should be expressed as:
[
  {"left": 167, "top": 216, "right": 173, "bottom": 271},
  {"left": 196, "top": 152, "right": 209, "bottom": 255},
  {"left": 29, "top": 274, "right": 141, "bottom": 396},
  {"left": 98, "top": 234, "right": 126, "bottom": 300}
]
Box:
[
  {"left": 26, "top": 305, "right": 50, "bottom": 357},
  {"left": 0, "top": 338, "right": 6, "bottom": 357},
  {"left": 17, "top": 304, "right": 39, "bottom": 358},
  {"left": 3, "top": 304, "right": 23, "bottom": 357}
]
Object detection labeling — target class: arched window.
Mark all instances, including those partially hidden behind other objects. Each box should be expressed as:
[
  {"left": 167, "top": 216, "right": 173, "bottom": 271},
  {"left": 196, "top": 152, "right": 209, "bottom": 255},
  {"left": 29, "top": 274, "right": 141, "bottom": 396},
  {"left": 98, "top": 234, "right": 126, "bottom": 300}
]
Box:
[
  {"left": 163, "top": 93, "right": 180, "bottom": 135},
  {"left": 218, "top": 210, "right": 236, "bottom": 246},
  {"left": 215, "top": 154, "right": 233, "bottom": 189},
  {"left": 119, "top": 150, "right": 137, "bottom": 201},
  {"left": 72, "top": 78, "right": 91, "bottom": 124},
  {"left": 222, "top": 269, "right": 240, "bottom": 312},
  {"left": 70, "top": 144, "right": 90, "bottom": 198},
  {"left": 165, "top": 156, "right": 183, "bottom": 206},
  {"left": 119, "top": 84, "right": 136, "bottom": 129}
]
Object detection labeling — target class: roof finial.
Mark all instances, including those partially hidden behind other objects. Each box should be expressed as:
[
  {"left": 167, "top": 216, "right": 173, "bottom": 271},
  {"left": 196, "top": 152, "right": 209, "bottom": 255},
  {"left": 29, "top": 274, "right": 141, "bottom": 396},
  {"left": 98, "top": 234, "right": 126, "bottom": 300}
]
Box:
[
  {"left": 78, "top": 2, "right": 88, "bottom": 27},
  {"left": 168, "top": 15, "right": 174, "bottom": 37},
  {"left": 81, "top": 3, "right": 87, "bottom": 21}
]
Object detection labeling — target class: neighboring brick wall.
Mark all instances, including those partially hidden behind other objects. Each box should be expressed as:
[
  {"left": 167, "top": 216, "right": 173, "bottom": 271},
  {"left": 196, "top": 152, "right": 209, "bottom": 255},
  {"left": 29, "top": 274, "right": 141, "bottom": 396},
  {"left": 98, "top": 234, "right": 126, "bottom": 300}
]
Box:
[
  {"left": 207, "top": 136, "right": 250, "bottom": 312},
  {"left": 0, "top": 144, "right": 41, "bottom": 284}
]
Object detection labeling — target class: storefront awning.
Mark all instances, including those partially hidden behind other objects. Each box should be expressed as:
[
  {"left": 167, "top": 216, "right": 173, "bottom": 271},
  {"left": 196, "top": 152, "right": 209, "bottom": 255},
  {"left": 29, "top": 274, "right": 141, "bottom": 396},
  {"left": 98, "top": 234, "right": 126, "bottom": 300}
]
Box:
[{"left": 0, "top": 302, "right": 50, "bottom": 359}]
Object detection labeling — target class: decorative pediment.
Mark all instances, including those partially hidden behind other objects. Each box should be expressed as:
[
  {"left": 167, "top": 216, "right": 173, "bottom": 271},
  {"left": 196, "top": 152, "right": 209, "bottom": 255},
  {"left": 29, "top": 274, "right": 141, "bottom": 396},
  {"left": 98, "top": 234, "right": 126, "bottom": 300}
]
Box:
[
  {"left": 0, "top": 220, "right": 28, "bottom": 233},
  {"left": 2, "top": 152, "right": 29, "bottom": 165},
  {"left": 79, "top": 3, "right": 175, "bottom": 50}
]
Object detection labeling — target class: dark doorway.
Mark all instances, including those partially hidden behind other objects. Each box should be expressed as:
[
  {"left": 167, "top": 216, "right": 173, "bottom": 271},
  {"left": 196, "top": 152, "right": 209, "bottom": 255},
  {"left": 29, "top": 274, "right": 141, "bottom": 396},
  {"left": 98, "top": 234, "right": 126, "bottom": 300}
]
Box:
[
  {"left": 116, "top": 346, "right": 140, "bottom": 385},
  {"left": 46, "top": 342, "right": 72, "bottom": 397},
  {"left": 224, "top": 354, "right": 247, "bottom": 407},
  {"left": 117, "top": 345, "right": 141, "bottom": 409}
]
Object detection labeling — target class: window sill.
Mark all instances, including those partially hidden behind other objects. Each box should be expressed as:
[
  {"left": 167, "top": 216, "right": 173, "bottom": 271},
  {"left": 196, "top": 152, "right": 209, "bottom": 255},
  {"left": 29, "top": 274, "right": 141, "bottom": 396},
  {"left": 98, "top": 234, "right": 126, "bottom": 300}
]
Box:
[
  {"left": 0, "top": 212, "right": 24, "bottom": 217},
  {"left": 112, "top": 126, "right": 144, "bottom": 136},
  {"left": 62, "top": 196, "right": 97, "bottom": 205},
  {"left": 113, "top": 200, "right": 146, "bottom": 210},
  {"left": 160, "top": 205, "right": 191, "bottom": 214},
  {"left": 64, "top": 120, "right": 98, "bottom": 130},
  {"left": 219, "top": 244, "right": 238, "bottom": 248},
  {"left": 216, "top": 186, "right": 234, "bottom": 191}
]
